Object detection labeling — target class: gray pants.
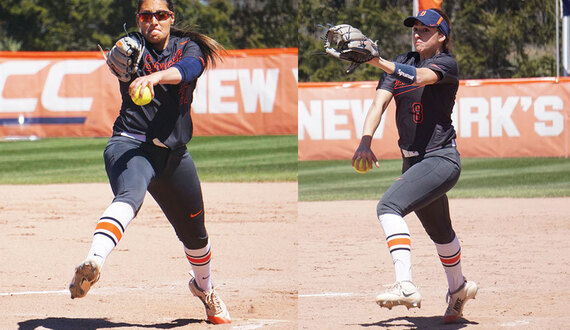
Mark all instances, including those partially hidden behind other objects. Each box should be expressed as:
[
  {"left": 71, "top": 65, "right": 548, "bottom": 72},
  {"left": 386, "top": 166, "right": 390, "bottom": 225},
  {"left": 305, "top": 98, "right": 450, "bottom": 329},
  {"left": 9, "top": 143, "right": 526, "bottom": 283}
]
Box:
[
  {"left": 104, "top": 135, "right": 208, "bottom": 249},
  {"left": 377, "top": 146, "right": 461, "bottom": 244}
]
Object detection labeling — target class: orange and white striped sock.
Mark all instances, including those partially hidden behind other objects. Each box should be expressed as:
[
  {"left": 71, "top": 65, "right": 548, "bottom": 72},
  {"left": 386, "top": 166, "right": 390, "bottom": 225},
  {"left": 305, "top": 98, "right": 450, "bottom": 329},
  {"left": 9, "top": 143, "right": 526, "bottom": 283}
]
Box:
[
  {"left": 86, "top": 202, "right": 134, "bottom": 268},
  {"left": 435, "top": 235, "right": 464, "bottom": 293},
  {"left": 185, "top": 241, "right": 212, "bottom": 292},
  {"left": 379, "top": 213, "right": 412, "bottom": 282}
]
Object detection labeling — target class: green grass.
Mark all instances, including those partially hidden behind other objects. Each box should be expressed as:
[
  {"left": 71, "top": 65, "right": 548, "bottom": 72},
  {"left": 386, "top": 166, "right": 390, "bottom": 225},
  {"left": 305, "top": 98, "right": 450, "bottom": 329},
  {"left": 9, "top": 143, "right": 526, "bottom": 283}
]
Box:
[
  {"left": 188, "top": 135, "right": 297, "bottom": 181},
  {"left": 0, "top": 136, "right": 297, "bottom": 184},
  {"left": 2, "top": 137, "right": 569, "bottom": 199},
  {"left": 299, "top": 157, "right": 570, "bottom": 201}
]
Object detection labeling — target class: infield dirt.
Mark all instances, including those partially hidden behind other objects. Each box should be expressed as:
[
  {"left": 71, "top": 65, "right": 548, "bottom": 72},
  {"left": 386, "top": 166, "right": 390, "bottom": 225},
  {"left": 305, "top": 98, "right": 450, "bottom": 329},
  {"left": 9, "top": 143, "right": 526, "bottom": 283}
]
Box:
[
  {"left": 1, "top": 183, "right": 297, "bottom": 329},
  {"left": 1, "top": 184, "right": 569, "bottom": 329},
  {"left": 299, "top": 197, "right": 570, "bottom": 329}
]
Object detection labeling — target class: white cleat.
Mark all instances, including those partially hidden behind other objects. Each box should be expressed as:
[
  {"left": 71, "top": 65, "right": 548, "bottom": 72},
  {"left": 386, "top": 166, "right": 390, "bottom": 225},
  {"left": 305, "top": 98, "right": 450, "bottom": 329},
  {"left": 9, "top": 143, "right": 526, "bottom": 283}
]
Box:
[
  {"left": 188, "top": 277, "right": 231, "bottom": 324},
  {"left": 443, "top": 280, "right": 478, "bottom": 323},
  {"left": 375, "top": 281, "right": 422, "bottom": 310},
  {"left": 69, "top": 258, "right": 100, "bottom": 299}
]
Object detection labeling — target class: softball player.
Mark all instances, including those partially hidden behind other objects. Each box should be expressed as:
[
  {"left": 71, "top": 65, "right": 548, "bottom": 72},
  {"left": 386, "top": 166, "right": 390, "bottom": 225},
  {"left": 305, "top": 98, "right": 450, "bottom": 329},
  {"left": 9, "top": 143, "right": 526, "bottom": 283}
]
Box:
[
  {"left": 352, "top": 9, "right": 477, "bottom": 323},
  {"left": 69, "top": 0, "right": 230, "bottom": 324}
]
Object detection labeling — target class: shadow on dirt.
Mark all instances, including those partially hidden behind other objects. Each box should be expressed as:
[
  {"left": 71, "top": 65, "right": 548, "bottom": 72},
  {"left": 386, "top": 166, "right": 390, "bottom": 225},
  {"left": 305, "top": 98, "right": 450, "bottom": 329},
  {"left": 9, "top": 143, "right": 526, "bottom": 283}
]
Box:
[
  {"left": 359, "top": 316, "right": 478, "bottom": 329},
  {"left": 18, "top": 317, "right": 203, "bottom": 329}
]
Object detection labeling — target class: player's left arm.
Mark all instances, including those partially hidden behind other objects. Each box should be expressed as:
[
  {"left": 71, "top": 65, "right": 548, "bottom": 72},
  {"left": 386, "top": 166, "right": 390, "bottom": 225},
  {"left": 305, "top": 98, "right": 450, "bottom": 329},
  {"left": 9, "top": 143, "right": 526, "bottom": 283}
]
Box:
[
  {"left": 129, "top": 48, "right": 204, "bottom": 99},
  {"left": 366, "top": 57, "right": 439, "bottom": 86}
]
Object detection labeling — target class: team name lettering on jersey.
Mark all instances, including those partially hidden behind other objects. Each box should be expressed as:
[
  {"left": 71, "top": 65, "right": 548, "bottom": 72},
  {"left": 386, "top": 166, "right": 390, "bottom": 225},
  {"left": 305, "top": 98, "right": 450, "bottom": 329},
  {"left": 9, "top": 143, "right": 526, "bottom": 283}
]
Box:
[
  {"left": 394, "top": 80, "right": 406, "bottom": 88},
  {"left": 143, "top": 49, "right": 184, "bottom": 73}
]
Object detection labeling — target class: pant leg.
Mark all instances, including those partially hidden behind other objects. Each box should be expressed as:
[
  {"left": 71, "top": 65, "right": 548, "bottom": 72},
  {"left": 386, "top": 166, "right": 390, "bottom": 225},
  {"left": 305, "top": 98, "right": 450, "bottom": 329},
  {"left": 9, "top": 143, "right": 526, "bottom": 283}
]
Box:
[
  {"left": 377, "top": 147, "right": 461, "bottom": 237},
  {"left": 104, "top": 136, "right": 155, "bottom": 213},
  {"left": 414, "top": 194, "right": 456, "bottom": 244},
  {"left": 148, "top": 147, "right": 208, "bottom": 250}
]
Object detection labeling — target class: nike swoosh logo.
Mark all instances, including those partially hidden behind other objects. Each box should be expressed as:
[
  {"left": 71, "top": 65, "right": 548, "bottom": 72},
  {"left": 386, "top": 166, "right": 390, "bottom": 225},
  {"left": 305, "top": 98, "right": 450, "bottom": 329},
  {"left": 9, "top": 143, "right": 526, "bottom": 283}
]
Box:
[
  {"left": 402, "top": 292, "right": 415, "bottom": 297},
  {"left": 190, "top": 210, "right": 203, "bottom": 218}
]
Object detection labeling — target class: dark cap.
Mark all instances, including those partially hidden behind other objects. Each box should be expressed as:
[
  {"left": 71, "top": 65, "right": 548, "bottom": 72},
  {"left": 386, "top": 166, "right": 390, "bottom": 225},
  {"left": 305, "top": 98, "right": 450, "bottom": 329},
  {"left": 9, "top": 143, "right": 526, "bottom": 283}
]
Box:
[{"left": 404, "top": 9, "right": 450, "bottom": 37}]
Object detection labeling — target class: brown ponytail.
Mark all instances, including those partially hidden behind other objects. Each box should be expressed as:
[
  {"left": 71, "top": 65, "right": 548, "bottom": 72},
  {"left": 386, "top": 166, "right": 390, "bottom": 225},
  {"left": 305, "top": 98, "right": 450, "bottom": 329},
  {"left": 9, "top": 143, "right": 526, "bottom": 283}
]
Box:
[
  {"left": 170, "top": 27, "right": 226, "bottom": 69},
  {"left": 431, "top": 8, "right": 452, "bottom": 52}
]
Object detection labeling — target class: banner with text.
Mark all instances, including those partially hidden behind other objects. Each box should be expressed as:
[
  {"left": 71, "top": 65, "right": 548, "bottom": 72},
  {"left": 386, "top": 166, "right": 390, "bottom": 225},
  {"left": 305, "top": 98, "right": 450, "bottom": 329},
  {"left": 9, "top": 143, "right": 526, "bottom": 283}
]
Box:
[
  {"left": 0, "top": 48, "right": 298, "bottom": 138},
  {"left": 299, "top": 78, "right": 570, "bottom": 160}
]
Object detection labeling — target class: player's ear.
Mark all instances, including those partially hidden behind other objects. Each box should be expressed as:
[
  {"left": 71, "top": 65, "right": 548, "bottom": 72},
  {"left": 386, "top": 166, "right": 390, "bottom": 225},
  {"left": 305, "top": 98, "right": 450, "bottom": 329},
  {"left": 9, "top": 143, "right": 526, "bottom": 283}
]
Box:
[{"left": 438, "top": 33, "right": 446, "bottom": 43}]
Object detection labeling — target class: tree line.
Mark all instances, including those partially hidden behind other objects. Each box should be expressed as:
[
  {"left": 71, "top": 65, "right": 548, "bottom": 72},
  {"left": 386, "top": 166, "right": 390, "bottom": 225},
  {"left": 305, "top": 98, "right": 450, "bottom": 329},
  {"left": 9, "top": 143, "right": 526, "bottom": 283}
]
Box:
[
  {"left": 0, "top": 0, "right": 298, "bottom": 51},
  {"left": 0, "top": 0, "right": 558, "bottom": 80},
  {"left": 299, "top": 0, "right": 557, "bottom": 81}
]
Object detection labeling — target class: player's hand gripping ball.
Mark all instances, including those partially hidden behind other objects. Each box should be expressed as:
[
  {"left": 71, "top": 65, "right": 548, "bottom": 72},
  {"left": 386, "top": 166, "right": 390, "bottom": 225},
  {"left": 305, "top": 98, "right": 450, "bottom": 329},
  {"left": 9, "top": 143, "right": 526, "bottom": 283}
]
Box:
[
  {"left": 353, "top": 158, "right": 372, "bottom": 173},
  {"left": 131, "top": 85, "right": 152, "bottom": 106}
]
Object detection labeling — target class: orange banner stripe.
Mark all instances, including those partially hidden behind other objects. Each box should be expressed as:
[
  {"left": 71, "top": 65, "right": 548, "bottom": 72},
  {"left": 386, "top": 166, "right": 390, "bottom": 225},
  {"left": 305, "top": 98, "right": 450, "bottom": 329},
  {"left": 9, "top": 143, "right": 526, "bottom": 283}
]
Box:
[
  {"left": 96, "top": 221, "right": 123, "bottom": 242},
  {"left": 387, "top": 237, "right": 411, "bottom": 248},
  {"left": 298, "top": 77, "right": 570, "bottom": 89},
  {"left": 0, "top": 48, "right": 298, "bottom": 59}
]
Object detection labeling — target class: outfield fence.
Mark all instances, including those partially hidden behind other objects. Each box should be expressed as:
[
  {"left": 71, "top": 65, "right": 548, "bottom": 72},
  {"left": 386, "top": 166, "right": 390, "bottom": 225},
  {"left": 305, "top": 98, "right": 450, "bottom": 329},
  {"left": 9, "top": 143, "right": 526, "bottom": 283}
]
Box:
[
  {"left": 2, "top": 50, "right": 568, "bottom": 160},
  {"left": 0, "top": 48, "right": 298, "bottom": 138},
  {"left": 299, "top": 77, "right": 570, "bottom": 160}
]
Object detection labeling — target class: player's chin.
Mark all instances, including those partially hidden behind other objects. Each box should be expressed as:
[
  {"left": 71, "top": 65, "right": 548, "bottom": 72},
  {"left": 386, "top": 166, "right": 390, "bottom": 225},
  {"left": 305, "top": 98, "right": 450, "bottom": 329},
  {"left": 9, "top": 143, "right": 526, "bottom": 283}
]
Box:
[{"left": 147, "top": 33, "right": 166, "bottom": 44}]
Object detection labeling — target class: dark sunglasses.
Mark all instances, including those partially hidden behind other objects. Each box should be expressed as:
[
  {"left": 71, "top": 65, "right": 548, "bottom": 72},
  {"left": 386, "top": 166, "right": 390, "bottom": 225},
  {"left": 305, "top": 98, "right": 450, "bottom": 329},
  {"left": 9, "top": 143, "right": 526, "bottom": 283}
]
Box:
[{"left": 137, "top": 10, "right": 173, "bottom": 23}]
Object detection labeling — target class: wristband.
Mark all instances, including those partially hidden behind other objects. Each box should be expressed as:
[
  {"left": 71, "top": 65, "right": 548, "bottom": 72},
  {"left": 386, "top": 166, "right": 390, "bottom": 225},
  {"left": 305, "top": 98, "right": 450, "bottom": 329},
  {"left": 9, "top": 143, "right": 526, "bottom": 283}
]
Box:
[{"left": 392, "top": 62, "right": 416, "bottom": 84}]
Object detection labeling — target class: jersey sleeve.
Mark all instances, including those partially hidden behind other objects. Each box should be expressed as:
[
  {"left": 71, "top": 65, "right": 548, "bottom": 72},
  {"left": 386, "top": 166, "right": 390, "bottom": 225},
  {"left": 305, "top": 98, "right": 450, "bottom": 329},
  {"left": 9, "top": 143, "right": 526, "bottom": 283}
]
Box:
[
  {"left": 180, "top": 38, "right": 205, "bottom": 62},
  {"left": 423, "top": 53, "right": 458, "bottom": 84},
  {"left": 376, "top": 52, "right": 416, "bottom": 92},
  {"left": 172, "top": 39, "right": 206, "bottom": 83},
  {"left": 377, "top": 72, "right": 396, "bottom": 92}
]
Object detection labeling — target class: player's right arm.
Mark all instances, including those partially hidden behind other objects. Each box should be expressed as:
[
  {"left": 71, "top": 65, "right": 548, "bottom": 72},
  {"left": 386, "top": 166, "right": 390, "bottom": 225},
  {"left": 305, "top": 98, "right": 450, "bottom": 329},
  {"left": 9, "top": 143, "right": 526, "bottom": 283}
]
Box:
[
  {"left": 363, "top": 88, "right": 393, "bottom": 137},
  {"left": 352, "top": 88, "right": 393, "bottom": 169}
]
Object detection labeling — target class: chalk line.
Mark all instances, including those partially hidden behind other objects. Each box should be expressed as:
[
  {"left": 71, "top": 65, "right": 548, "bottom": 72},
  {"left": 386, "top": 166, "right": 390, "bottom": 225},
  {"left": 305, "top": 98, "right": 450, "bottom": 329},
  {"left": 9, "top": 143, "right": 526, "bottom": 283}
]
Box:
[{"left": 0, "top": 289, "right": 68, "bottom": 296}]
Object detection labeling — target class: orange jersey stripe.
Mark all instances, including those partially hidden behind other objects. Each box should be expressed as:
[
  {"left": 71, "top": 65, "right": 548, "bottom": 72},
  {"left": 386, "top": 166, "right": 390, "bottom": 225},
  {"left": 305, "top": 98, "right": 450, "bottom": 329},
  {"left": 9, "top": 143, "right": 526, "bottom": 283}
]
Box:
[
  {"left": 387, "top": 237, "right": 411, "bottom": 248},
  {"left": 96, "top": 221, "right": 123, "bottom": 241}
]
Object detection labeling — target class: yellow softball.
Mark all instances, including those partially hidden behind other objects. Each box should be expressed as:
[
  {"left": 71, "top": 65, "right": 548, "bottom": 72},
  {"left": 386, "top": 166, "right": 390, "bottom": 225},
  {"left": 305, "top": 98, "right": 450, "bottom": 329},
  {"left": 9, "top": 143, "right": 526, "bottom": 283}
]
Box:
[
  {"left": 131, "top": 85, "right": 152, "bottom": 106},
  {"left": 353, "top": 158, "right": 371, "bottom": 173}
]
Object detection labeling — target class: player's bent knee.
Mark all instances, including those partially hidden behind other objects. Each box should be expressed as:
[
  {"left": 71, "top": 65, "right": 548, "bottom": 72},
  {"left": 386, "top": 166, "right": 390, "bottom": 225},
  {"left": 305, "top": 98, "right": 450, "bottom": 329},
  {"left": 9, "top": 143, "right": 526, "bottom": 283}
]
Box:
[
  {"left": 425, "top": 227, "right": 455, "bottom": 244},
  {"left": 377, "top": 200, "right": 404, "bottom": 218},
  {"left": 181, "top": 235, "right": 209, "bottom": 250}
]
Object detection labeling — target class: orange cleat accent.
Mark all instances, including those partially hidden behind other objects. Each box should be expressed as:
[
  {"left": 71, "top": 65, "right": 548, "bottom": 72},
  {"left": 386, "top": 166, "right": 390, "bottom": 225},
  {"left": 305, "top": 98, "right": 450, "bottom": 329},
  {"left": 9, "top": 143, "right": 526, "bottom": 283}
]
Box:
[{"left": 188, "top": 277, "right": 231, "bottom": 324}]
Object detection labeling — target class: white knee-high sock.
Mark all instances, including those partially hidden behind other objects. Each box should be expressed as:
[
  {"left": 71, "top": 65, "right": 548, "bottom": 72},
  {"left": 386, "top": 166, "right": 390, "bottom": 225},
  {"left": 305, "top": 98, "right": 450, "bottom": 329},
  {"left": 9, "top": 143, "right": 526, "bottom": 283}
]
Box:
[
  {"left": 379, "top": 213, "right": 412, "bottom": 283},
  {"left": 435, "top": 235, "right": 465, "bottom": 293},
  {"left": 185, "top": 241, "right": 212, "bottom": 292},
  {"left": 86, "top": 202, "right": 135, "bottom": 269}
]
